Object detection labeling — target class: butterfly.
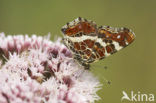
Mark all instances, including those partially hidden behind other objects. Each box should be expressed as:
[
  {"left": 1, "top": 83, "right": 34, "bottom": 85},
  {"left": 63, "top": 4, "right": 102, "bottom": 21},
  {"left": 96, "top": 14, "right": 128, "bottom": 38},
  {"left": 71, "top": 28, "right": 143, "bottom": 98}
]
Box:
[{"left": 61, "top": 17, "right": 135, "bottom": 69}]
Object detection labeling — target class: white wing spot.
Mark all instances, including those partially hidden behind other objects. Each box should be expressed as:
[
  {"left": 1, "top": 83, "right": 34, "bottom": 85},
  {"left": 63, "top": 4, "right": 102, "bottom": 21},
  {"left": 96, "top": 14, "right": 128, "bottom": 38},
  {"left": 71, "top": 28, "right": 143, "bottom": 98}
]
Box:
[
  {"left": 113, "top": 41, "right": 122, "bottom": 51},
  {"left": 117, "top": 35, "right": 121, "bottom": 39}
]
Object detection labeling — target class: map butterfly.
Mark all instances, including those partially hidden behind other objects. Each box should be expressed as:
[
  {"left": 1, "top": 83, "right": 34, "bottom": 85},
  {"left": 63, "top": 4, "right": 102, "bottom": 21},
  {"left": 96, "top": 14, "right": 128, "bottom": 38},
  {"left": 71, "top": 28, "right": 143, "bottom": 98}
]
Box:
[{"left": 61, "top": 17, "right": 135, "bottom": 69}]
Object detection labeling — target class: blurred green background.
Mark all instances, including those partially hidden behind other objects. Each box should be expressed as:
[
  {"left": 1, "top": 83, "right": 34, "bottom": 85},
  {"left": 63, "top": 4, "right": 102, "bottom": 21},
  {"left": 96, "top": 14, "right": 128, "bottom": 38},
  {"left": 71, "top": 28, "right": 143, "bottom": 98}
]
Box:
[{"left": 0, "top": 0, "right": 155, "bottom": 103}]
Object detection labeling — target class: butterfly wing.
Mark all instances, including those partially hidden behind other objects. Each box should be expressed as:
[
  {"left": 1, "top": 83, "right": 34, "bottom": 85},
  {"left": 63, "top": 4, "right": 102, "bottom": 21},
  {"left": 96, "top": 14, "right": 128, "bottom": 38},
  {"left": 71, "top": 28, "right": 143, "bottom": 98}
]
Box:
[
  {"left": 61, "top": 17, "right": 135, "bottom": 69},
  {"left": 62, "top": 17, "right": 98, "bottom": 65},
  {"left": 61, "top": 17, "right": 97, "bottom": 37},
  {"left": 97, "top": 26, "right": 135, "bottom": 57}
]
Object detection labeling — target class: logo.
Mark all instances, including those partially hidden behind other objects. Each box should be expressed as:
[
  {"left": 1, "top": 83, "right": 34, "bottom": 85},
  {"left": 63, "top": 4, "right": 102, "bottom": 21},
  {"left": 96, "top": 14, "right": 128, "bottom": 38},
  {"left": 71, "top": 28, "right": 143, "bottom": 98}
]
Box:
[
  {"left": 121, "top": 91, "right": 155, "bottom": 102},
  {"left": 61, "top": 17, "right": 135, "bottom": 69}
]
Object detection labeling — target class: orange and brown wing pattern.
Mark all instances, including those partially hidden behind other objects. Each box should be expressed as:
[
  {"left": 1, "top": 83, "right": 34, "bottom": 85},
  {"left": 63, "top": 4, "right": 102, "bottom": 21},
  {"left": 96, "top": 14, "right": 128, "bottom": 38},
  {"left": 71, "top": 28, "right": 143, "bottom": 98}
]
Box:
[
  {"left": 98, "top": 26, "right": 135, "bottom": 47},
  {"left": 96, "top": 26, "right": 135, "bottom": 58},
  {"left": 61, "top": 17, "right": 135, "bottom": 69},
  {"left": 61, "top": 17, "right": 97, "bottom": 37}
]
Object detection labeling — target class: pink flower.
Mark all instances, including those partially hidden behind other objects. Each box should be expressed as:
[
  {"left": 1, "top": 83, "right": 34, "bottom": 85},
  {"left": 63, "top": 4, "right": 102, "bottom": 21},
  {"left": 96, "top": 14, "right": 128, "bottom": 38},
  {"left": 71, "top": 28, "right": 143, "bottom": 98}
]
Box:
[{"left": 0, "top": 33, "right": 101, "bottom": 103}]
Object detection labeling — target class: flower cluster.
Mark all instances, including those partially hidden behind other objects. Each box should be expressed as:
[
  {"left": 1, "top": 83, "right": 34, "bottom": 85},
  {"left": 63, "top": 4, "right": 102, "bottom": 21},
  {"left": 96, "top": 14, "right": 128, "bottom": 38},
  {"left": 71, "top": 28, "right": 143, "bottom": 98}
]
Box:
[{"left": 0, "top": 33, "right": 101, "bottom": 103}]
